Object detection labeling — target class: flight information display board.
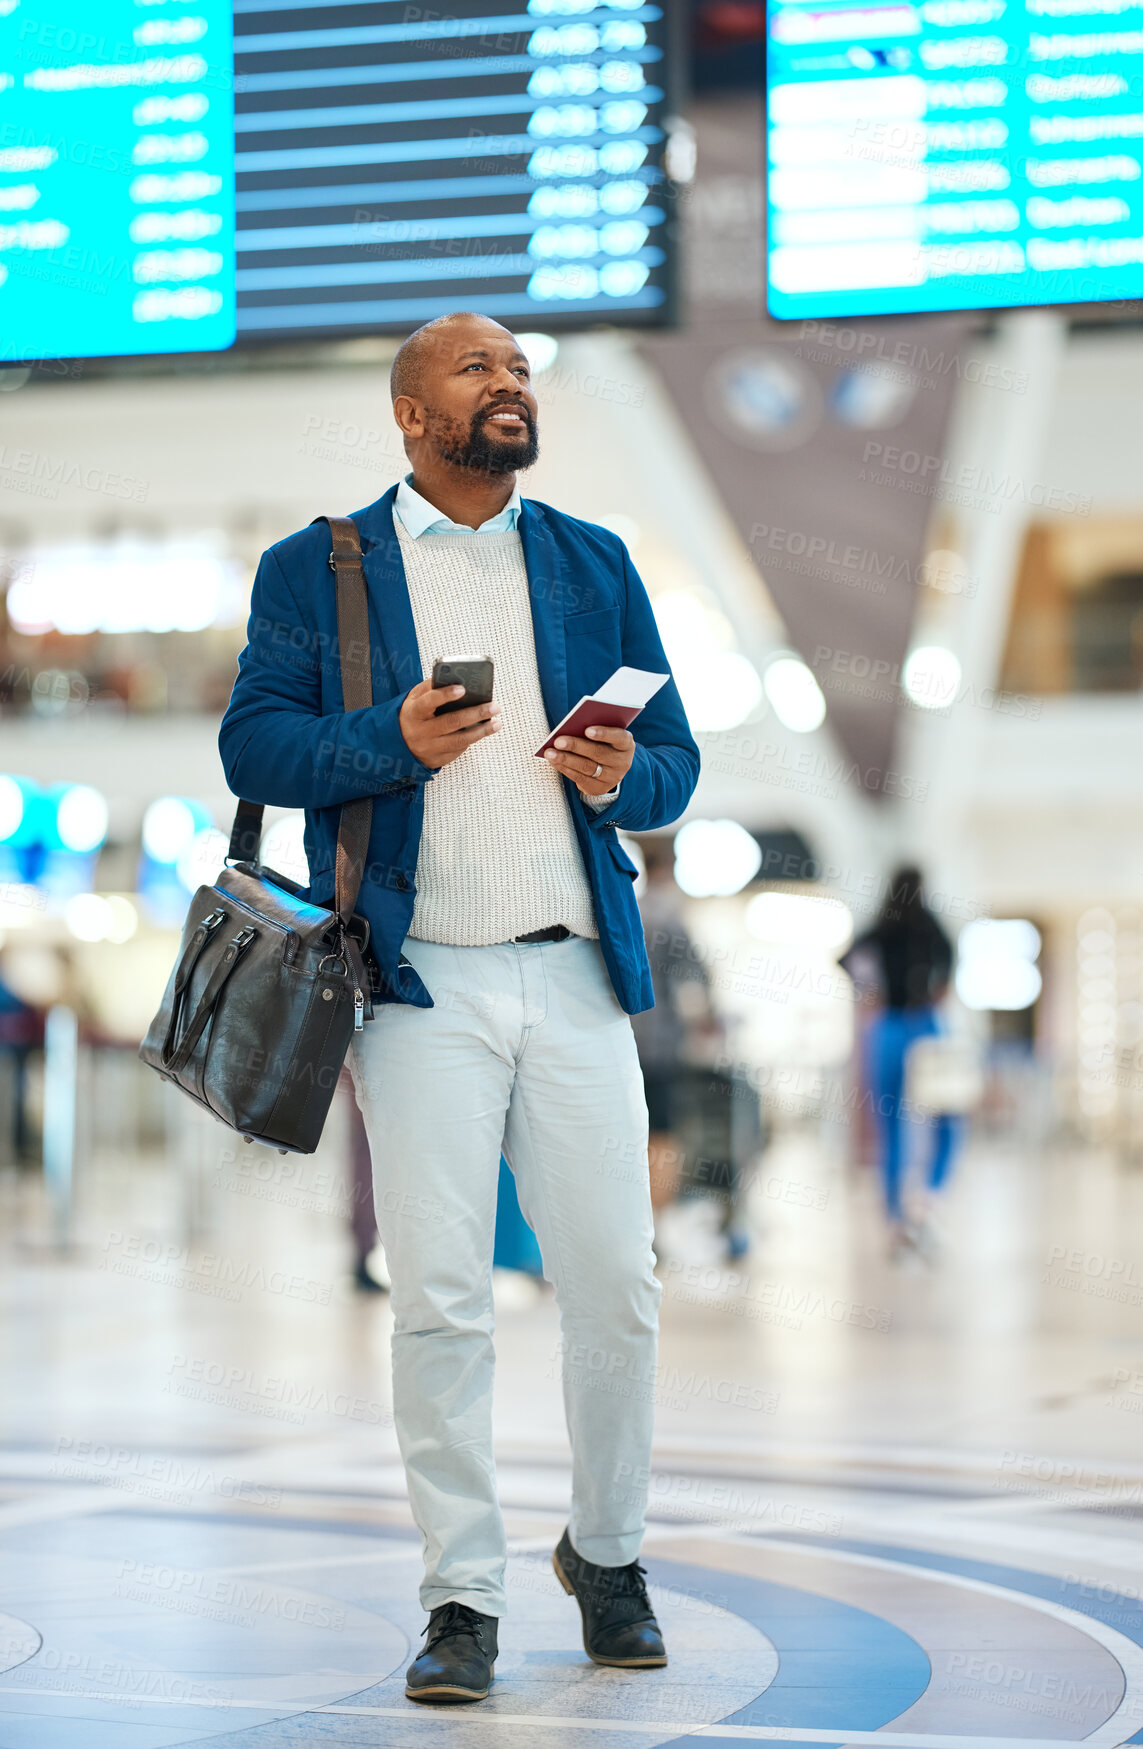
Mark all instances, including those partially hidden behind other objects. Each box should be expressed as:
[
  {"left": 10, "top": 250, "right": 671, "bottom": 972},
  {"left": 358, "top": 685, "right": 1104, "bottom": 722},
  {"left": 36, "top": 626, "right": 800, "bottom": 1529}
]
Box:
[
  {"left": 1, "top": 0, "right": 236, "bottom": 359},
  {"left": 1, "top": 0, "right": 670, "bottom": 361},
  {"left": 766, "top": 0, "right": 1143, "bottom": 319}
]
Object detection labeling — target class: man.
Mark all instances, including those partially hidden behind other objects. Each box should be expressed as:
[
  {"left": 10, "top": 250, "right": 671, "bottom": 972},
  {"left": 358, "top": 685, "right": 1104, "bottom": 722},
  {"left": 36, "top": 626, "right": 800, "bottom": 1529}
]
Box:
[{"left": 219, "top": 311, "right": 700, "bottom": 1705}]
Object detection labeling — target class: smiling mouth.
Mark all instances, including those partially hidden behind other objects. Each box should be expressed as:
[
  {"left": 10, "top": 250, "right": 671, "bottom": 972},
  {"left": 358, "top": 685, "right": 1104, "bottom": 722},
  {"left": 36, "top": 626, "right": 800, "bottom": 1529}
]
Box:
[{"left": 484, "top": 407, "right": 529, "bottom": 430}]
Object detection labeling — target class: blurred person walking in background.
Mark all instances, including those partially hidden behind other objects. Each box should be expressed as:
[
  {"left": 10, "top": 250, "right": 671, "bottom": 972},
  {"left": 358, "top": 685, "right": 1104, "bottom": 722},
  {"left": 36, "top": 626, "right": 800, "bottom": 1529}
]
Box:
[
  {"left": 0, "top": 964, "right": 43, "bottom": 1166},
  {"left": 845, "top": 866, "right": 958, "bottom": 1257},
  {"left": 631, "top": 839, "right": 733, "bottom": 1266},
  {"left": 632, "top": 840, "right": 706, "bottom": 1215}
]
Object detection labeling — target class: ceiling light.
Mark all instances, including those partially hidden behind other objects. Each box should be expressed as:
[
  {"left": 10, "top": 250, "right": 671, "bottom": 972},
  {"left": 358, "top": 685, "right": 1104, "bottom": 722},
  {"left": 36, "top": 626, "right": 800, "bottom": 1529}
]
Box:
[
  {"left": 515, "top": 331, "right": 559, "bottom": 376},
  {"left": 64, "top": 893, "right": 115, "bottom": 942},
  {"left": 53, "top": 785, "right": 109, "bottom": 854},
  {"left": 763, "top": 654, "right": 826, "bottom": 732},
  {"left": 746, "top": 891, "right": 854, "bottom": 953},
  {"left": 143, "top": 796, "right": 202, "bottom": 864},
  {"left": 673, "top": 819, "right": 762, "bottom": 897},
  {"left": 903, "top": 645, "right": 961, "bottom": 710}
]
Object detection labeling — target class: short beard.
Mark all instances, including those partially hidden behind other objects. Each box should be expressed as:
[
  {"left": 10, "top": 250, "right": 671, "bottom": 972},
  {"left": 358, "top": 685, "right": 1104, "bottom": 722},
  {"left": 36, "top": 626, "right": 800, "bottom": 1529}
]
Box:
[{"left": 424, "top": 405, "right": 539, "bottom": 475}]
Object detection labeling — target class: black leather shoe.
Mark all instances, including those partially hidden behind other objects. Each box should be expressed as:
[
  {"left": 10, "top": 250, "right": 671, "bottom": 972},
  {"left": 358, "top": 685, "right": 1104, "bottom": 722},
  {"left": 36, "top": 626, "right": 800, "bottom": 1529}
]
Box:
[
  {"left": 553, "top": 1528, "right": 667, "bottom": 1667},
  {"left": 405, "top": 1601, "right": 498, "bottom": 1703}
]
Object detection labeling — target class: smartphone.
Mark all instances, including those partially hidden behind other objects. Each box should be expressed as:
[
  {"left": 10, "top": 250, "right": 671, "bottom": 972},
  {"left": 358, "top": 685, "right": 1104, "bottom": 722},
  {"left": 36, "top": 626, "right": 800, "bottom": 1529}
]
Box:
[{"left": 432, "top": 654, "right": 495, "bottom": 716}]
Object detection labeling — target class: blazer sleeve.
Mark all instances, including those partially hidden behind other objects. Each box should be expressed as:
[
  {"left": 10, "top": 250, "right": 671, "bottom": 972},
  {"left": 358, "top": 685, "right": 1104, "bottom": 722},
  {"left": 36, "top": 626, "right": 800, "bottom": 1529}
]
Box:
[
  {"left": 578, "top": 541, "right": 700, "bottom": 833},
  {"left": 218, "top": 545, "right": 435, "bottom": 808}
]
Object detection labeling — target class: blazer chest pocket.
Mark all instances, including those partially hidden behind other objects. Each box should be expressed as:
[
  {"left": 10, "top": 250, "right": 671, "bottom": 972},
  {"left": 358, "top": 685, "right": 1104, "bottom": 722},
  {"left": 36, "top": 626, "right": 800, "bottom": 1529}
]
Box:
[{"left": 565, "top": 605, "right": 620, "bottom": 638}]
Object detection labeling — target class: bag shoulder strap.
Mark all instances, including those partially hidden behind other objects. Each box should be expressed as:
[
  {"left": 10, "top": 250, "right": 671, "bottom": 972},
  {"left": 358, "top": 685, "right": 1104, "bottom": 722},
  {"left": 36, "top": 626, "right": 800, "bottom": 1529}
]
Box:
[{"left": 227, "top": 514, "right": 374, "bottom": 923}]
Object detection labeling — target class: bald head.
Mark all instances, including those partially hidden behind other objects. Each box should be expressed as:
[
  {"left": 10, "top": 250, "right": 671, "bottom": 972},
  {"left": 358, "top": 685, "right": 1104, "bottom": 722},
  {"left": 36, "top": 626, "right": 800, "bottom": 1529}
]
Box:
[{"left": 390, "top": 311, "right": 518, "bottom": 403}]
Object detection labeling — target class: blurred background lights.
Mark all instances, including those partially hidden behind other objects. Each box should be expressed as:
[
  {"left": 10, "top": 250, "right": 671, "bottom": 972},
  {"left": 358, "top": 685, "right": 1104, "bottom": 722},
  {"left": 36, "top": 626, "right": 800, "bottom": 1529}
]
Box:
[
  {"left": 176, "top": 826, "right": 229, "bottom": 894},
  {"left": 142, "top": 796, "right": 206, "bottom": 864},
  {"left": 6, "top": 537, "right": 245, "bottom": 636},
  {"left": 691, "top": 652, "right": 764, "bottom": 732},
  {"left": 673, "top": 818, "right": 762, "bottom": 897},
  {"left": 956, "top": 916, "right": 1043, "bottom": 1011},
  {"left": 957, "top": 958, "right": 1043, "bottom": 1012},
  {"left": 920, "top": 548, "right": 973, "bottom": 596},
  {"left": 959, "top": 918, "right": 1042, "bottom": 963},
  {"left": 63, "top": 892, "right": 139, "bottom": 944},
  {"left": 514, "top": 331, "right": 559, "bottom": 376},
  {"left": 746, "top": 891, "right": 854, "bottom": 954},
  {"left": 0, "top": 884, "right": 40, "bottom": 930},
  {"left": 653, "top": 588, "right": 730, "bottom": 653},
  {"left": 103, "top": 894, "right": 139, "bottom": 942},
  {"left": 0, "top": 775, "right": 26, "bottom": 842},
  {"left": 903, "top": 644, "right": 962, "bottom": 709},
  {"left": 52, "top": 784, "right": 109, "bottom": 854},
  {"left": 64, "top": 893, "right": 113, "bottom": 943},
  {"left": 260, "top": 814, "right": 310, "bottom": 886},
  {"left": 652, "top": 589, "right": 763, "bottom": 731},
  {"left": 762, "top": 654, "right": 827, "bottom": 732},
  {"left": 0, "top": 775, "right": 47, "bottom": 849}
]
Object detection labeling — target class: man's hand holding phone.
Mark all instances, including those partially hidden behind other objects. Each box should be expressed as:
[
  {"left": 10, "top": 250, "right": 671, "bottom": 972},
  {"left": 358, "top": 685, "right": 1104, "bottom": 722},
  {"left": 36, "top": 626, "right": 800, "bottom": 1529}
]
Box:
[{"left": 399, "top": 677, "right": 501, "bottom": 769}]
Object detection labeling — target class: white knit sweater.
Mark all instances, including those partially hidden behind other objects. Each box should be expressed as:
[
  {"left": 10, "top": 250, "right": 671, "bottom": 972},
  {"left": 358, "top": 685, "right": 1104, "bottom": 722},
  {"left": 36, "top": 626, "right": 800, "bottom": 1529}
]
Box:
[{"left": 396, "top": 522, "right": 599, "bottom": 946}]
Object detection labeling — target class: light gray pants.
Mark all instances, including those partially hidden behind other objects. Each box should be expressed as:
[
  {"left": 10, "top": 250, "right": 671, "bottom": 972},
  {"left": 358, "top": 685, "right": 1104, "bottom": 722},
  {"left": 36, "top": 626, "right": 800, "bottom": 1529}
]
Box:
[{"left": 349, "top": 933, "right": 659, "bottom": 1616}]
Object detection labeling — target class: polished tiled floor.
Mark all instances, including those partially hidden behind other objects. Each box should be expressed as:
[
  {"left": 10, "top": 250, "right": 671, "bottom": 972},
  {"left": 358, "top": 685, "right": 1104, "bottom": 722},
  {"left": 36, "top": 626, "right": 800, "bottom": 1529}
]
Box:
[{"left": 3, "top": 1104, "right": 1143, "bottom": 1748}]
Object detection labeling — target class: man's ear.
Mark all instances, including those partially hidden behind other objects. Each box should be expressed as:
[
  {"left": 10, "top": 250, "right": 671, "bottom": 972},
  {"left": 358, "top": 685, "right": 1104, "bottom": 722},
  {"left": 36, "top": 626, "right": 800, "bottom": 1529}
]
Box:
[{"left": 392, "top": 395, "right": 424, "bottom": 439}]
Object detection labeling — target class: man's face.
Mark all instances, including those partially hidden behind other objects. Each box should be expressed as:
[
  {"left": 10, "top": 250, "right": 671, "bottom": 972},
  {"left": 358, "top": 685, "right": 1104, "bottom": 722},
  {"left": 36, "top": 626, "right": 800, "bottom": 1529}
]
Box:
[{"left": 412, "top": 320, "right": 540, "bottom": 474}]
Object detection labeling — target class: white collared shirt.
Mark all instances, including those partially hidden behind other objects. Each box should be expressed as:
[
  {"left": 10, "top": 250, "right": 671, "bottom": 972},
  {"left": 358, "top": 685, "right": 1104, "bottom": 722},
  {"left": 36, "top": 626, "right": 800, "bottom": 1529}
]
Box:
[{"left": 394, "top": 472, "right": 522, "bottom": 538}]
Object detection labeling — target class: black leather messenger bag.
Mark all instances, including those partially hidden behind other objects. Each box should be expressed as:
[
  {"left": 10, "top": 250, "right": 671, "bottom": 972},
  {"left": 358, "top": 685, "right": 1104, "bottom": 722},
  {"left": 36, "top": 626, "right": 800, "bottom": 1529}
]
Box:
[{"left": 139, "top": 515, "right": 376, "bottom": 1155}]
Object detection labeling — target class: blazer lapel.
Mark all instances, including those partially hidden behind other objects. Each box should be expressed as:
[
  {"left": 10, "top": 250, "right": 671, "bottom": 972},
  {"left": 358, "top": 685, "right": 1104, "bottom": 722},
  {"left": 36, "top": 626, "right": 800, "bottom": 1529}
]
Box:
[
  {"left": 349, "top": 490, "right": 571, "bottom": 724},
  {"left": 353, "top": 485, "right": 423, "bottom": 702},
  {"left": 519, "top": 500, "right": 569, "bottom": 730}
]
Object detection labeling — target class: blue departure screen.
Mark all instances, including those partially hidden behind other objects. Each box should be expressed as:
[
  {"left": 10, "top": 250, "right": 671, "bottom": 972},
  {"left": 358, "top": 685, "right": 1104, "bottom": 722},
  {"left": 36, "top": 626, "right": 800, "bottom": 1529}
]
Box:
[
  {"left": 766, "top": 0, "right": 1143, "bottom": 318},
  {"left": 0, "top": 1, "right": 670, "bottom": 361},
  {"left": 1, "top": 0, "right": 236, "bottom": 359}
]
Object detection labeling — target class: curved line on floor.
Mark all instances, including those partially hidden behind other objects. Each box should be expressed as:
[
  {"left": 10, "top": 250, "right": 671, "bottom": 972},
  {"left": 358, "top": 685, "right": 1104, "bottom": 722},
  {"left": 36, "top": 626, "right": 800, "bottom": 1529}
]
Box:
[
  {"left": 645, "top": 1554, "right": 931, "bottom": 1749},
  {"left": 764, "top": 1533, "right": 1143, "bottom": 1745},
  {"left": 0, "top": 1615, "right": 41, "bottom": 1681}
]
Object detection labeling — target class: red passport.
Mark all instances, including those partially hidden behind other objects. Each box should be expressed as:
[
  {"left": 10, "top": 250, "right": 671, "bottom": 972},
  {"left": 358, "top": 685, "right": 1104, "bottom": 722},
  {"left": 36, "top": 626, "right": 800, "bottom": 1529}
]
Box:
[{"left": 534, "top": 666, "right": 669, "bottom": 759}]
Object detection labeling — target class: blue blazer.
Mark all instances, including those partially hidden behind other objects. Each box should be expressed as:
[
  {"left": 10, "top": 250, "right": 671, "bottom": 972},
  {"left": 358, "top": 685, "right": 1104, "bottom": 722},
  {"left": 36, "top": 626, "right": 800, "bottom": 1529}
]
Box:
[{"left": 218, "top": 485, "right": 700, "bottom": 1015}]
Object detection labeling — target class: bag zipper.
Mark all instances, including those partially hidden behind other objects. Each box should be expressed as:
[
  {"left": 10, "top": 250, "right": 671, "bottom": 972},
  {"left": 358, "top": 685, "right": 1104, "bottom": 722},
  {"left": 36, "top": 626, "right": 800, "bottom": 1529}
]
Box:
[{"left": 211, "top": 887, "right": 294, "bottom": 935}]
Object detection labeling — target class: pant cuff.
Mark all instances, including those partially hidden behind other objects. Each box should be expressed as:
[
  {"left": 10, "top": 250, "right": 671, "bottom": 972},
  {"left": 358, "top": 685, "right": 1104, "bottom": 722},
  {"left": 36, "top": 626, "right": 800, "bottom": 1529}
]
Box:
[
  {"left": 420, "top": 1587, "right": 506, "bottom": 1617},
  {"left": 566, "top": 1524, "right": 644, "bottom": 1568}
]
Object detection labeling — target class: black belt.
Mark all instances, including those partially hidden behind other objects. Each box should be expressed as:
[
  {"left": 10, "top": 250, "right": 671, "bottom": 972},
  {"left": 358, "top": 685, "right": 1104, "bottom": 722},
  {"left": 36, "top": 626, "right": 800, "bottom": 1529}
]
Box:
[{"left": 514, "top": 925, "right": 573, "bottom": 944}]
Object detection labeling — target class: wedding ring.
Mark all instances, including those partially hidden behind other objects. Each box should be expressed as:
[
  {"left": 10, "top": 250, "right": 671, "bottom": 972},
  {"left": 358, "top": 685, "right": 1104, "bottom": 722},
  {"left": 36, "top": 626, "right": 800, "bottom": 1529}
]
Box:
[{"left": 593, "top": 762, "right": 603, "bottom": 779}]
